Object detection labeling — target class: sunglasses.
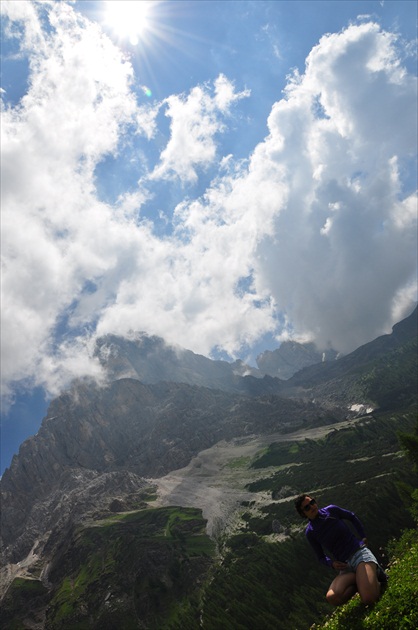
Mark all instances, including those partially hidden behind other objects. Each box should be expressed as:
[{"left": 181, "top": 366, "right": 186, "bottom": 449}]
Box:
[{"left": 303, "top": 499, "right": 316, "bottom": 512}]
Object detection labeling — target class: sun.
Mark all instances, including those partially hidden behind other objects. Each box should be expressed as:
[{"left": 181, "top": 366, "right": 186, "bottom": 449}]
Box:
[{"left": 104, "top": 1, "right": 152, "bottom": 46}]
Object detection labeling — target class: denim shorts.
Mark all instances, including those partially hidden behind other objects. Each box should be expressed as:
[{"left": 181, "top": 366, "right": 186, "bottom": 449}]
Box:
[{"left": 341, "top": 546, "right": 378, "bottom": 573}]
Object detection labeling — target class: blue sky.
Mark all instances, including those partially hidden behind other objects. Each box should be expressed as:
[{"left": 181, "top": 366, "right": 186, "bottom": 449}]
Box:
[{"left": 1, "top": 0, "right": 417, "bottom": 474}]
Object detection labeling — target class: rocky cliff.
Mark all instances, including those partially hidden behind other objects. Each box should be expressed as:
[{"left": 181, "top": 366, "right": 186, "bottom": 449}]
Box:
[{"left": 1, "top": 378, "right": 343, "bottom": 564}]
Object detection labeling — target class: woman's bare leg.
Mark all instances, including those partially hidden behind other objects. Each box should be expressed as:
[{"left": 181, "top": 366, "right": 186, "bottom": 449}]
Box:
[
  {"left": 326, "top": 572, "right": 357, "bottom": 606},
  {"left": 356, "top": 562, "right": 381, "bottom": 605}
]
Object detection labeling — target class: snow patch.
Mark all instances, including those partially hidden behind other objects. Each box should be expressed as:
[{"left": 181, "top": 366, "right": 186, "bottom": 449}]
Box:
[{"left": 350, "top": 403, "right": 374, "bottom": 414}]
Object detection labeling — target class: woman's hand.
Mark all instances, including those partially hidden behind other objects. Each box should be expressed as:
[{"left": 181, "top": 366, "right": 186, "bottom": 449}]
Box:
[{"left": 332, "top": 561, "right": 348, "bottom": 571}]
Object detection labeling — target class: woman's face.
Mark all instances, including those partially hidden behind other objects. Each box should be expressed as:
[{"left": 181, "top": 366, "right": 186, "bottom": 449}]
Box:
[{"left": 301, "top": 496, "right": 319, "bottom": 519}]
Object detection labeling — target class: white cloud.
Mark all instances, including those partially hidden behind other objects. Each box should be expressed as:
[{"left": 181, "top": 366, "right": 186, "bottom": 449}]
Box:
[
  {"left": 1, "top": 1, "right": 140, "bottom": 399},
  {"left": 135, "top": 98, "right": 160, "bottom": 140},
  {"left": 0, "top": 0, "right": 46, "bottom": 53},
  {"left": 1, "top": 4, "right": 416, "bottom": 407},
  {"left": 251, "top": 22, "right": 417, "bottom": 351},
  {"left": 214, "top": 73, "right": 250, "bottom": 112},
  {"left": 150, "top": 76, "right": 249, "bottom": 184}
]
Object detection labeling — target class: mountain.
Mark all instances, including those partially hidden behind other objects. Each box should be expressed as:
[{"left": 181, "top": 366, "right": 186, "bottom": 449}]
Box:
[
  {"left": 95, "top": 333, "right": 338, "bottom": 386},
  {"left": 0, "top": 306, "right": 416, "bottom": 629},
  {"left": 286, "top": 305, "right": 418, "bottom": 408},
  {"left": 257, "top": 341, "right": 338, "bottom": 380},
  {"left": 94, "top": 332, "right": 262, "bottom": 392},
  {"left": 1, "top": 380, "right": 342, "bottom": 563},
  {"left": 290, "top": 306, "right": 417, "bottom": 382}
]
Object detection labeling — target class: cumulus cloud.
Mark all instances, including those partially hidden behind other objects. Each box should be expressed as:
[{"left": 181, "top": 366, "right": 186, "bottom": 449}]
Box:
[
  {"left": 251, "top": 22, "right": 417, "bottom": 351},
  {"left": 1, "top": 2, "right": 416, "bottom": 406},
  {"left": 1, "top": 0, "right": 139, "bottom": 399},
  {"left": 150, "top": 75, "right": 249, "bottom": 183}
]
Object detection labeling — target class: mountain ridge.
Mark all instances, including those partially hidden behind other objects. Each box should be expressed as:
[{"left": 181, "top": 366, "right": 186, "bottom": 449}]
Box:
[
  {"left": 1, "top": 305, "right": 416, "bottom": 565},
  {"left": 1, "top": 378, "right": 345, "bottom": 563},
  {"left": 288, "top": 305, "right": 417, "bottom": 387},
  {"left": 0, "top": 306, "right": 416, "bottom": 628},
  {"left": 94, "top": 331, "right": 340, "bottom": 391}
]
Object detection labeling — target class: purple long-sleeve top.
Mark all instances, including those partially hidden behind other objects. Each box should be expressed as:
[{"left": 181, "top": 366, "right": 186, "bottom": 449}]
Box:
[{"left": 305, "top": 504, "right": 366, "bottom": 568}]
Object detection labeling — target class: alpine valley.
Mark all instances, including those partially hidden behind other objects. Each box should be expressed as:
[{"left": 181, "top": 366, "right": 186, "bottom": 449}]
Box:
[{"left": 1, "top": 307, "right": 417, "bottom": 629}]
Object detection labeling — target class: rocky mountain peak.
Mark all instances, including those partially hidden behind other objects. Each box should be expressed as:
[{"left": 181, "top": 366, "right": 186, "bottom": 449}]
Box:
[
  {"left": 93, "top": 333, "right": 262, "bottom": 391},
  {"left": 257, "top": 341, "right": 338, "bottom": 380}
]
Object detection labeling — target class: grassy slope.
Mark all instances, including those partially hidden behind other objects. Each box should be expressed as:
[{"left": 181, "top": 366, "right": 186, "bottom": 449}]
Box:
[
  {"left": 195, "top": 408, "right": 416, "bottom": 630},
  {"left": 0, "top": 506, "right": 216, "bottom": 630},
  {"left": 311, "top": 528, "right": 418, "bottom": 630},
  {"left": 47, "top": 506, "right": 216, "bottom": 629}
]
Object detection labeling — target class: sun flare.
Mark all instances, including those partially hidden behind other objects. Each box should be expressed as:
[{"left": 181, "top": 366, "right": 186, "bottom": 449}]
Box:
[{"left": 104, "top": 1, "right": 152, "bottom": 46}]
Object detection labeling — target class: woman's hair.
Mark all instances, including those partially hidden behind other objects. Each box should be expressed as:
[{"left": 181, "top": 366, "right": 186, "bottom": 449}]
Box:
[{"left": 294, "top": 493, "right": 311, "bottom": 517}]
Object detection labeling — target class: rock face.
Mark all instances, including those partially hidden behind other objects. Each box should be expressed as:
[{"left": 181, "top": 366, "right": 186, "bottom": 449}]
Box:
[
  {"left": 94, "top": 333, "right": 262, "bottom": 391},
  {"left": 257, "top": 341, "right": 338, "bottom": 380},
  {"left": 2, "top": 468, "right": 150, "bottom": 565},
  {"left": 1, "top": 378, "right": 342, "bottom": 563}
]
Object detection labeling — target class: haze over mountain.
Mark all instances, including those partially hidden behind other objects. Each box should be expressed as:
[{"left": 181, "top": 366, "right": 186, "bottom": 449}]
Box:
[
  {"left": 93, "top": 332, "right": 340, "bottom": 392},
  {"left": 257, "top": 342, "right": 339, "bottom": 380}
]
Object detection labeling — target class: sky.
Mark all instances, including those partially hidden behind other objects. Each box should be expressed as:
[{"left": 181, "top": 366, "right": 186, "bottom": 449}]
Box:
[{"left": 1, "top": 0, "right": 417, "bottom": 474}]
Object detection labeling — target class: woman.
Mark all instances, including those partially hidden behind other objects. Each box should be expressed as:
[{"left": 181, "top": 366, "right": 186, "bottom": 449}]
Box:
[{"left": 294, "top": 494, "right": 386, "bottom": 606}]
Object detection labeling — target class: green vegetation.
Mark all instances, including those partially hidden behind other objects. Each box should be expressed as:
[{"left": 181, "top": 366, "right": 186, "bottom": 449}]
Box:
[
  {"left": 44, "top": 506, "right": 216, "bottom": 630},
  {"left": 3, "top": 413, "right": 415, "bottom": 630},
  {"left": 298, "top": 335, "right": 418, "bottom": 411},
  {"left": 360, "top": 339, "right": 418, "bottom": 409},
  {"left": 172, "top": 411, "right": 417, "bottom": 630},
  {"left": 198, "top": 535, "right": 332, "bottom": 630},
  {"left": 311, "top": 528, "right": 418, "bottom": 630},
  {"left": 311, "top": 420, "right": 418, "bottom": 629},
  {"left": 0, "top": 578, "right": 48, "bottom": 629},
  {"left": 4, "top": 413, "right": 415, "bottom": 630},
  {"left": 225, "top": 455, "right": 252, "bottom": 469},
  {"left": 250, "top": 411, "right": 415, "bottom": 474},
  {"left": 244, "top": 410, "right": 415, "bottom": 537}
]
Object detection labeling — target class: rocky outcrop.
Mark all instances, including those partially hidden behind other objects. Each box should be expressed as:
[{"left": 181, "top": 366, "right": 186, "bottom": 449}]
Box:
[
  {"left": 8, "top": 469, "right": 152, "bottom": 565},
  {"left": 0, "top": 378, "right": 344, "bottom": 564},
  {"left": 94, "top": 331, "right": 338, "bottom": 386}
]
